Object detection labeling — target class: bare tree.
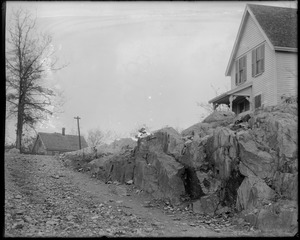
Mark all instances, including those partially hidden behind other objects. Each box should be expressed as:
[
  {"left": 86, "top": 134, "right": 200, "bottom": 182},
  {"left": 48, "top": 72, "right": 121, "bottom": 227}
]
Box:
[
  {"left": 87, "top": 128, "right": 114, "bottom": 147},
  {"left": 196, "top": 84, "right": 230, "bottom": 120},
  {"left": 6, "top": 8, "right": 66, "bottom": 151}
]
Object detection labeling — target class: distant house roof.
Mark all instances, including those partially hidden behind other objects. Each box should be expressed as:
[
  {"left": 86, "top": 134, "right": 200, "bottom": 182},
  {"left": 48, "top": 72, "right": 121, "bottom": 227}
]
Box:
[
  {"left": 225, "top": 4, "right": 297, "bottom": 76},
  {"left": 248, "top": 4, "right": 297, "bottom": 49},
  {"left": 38, "top": 132, "right": 88, "bottom": 152}
]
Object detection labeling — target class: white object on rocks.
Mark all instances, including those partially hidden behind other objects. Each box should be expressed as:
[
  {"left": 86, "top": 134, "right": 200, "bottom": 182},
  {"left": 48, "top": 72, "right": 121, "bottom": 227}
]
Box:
[
  {"left": 126, "top": 180, "right": 133, "bottom": 185},
  {"left": 136, "top": 128, "right": 152, "bottom": 139}
]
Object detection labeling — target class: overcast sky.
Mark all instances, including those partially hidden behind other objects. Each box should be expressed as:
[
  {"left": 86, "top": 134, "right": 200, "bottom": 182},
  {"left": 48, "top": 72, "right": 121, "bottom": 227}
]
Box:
[{"left": 5, "top": 1, "right": 297, "bottom": 142}]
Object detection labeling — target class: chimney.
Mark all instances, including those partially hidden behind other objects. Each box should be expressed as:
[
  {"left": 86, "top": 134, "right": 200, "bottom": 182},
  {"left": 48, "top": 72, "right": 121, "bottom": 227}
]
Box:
[{"left": 62, "top": 128, "right": 65, "bottom": 136}]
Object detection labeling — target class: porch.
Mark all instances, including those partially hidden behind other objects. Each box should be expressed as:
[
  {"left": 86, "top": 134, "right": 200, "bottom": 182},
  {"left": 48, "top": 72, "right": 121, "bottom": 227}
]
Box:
[{"left": 208, "top": 82, "right": 253, "bottom": 115}]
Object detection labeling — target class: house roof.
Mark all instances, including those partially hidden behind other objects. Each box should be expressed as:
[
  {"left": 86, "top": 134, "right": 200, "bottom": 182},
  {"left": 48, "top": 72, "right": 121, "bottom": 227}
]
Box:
[
  {"left": 208, "top": 81, "right": 253, "bottom": 104},
  {"left": 225, "top": 4, "right": 297, "bottom": 76},
  {"left": 38, "top": 132, "right": 88, "bottom": 152},
  {"left": 248, "top": 4, "right": 297, "bottom": 49}
]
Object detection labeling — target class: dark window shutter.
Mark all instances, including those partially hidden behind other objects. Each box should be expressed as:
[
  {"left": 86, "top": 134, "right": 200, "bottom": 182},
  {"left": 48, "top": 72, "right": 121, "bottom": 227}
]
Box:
[
  {"left": 243, "top": 56, "right": 247, "bottom": 82},
  {"left": 239, "top": 58, "right": 242, "bottom": 83},
  {"left": 252, "top": 49, "right": 256, "bottom": 77},
  {"left": 235, "top": 61, "right": 238, "bottom": 85},
  {"left": 255, "top": 94, "right": 261, "bottom": 108},
  {"left": 257, "top": 46, "right": 261, "bottom": 73},
  {"left": 261, "top": 44, "right": 265, "bottom": 73}
]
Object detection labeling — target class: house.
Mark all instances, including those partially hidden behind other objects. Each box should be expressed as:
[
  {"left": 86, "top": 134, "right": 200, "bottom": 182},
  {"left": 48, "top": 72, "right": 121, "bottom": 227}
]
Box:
[
  {"left": 209, "top": 4, "right": 297, "bottom": 114},
  {"left": 32, "top": 128, "right": 88, "bottom": 155}
]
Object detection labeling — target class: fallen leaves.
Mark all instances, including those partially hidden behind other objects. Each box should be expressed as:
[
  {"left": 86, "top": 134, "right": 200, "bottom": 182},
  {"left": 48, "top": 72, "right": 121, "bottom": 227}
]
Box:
[
  {"left": 5, "top": 153, "right": 266, "bottom": 238},
  {"left": 5, "top": 154, "right": 156, "bottom": 237}
]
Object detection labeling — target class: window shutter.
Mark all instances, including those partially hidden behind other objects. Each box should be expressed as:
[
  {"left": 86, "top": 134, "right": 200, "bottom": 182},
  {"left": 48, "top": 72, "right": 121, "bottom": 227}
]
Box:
[
  {"left": 255, "top": 94, "right": 261, "bottom": 108},
  {"left": 243, "top": 56, "right": 247, "bottom": 82},
  {"left": 235, "top": 61, "right": 238, "bottom": 85},
  {"left": 252, "top": 49, "right": 256, "bottom": 77},
  {"left": 261, "top": 44, "right": 265, "bottom": 73}
]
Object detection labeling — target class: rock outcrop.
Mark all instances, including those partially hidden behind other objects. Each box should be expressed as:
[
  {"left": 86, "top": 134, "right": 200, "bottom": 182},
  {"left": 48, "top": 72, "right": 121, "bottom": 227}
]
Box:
[
  {"left": 59, "top": 102, "right": 297, "bottom": 235},
  {"left": 180, "top": 103, "right": 297, "bottom": 233},
  {"left": 86, "top": 148, "right": 135, "bottom": 184},
  {"left": 236, "top": 175, "right": 276, "bottom": 211},
  {"left": 134, "top": 127, "right": 186, "bottom": 204},
  {"left": 202, "top": 110, "right": 235, "bottom": 125}
]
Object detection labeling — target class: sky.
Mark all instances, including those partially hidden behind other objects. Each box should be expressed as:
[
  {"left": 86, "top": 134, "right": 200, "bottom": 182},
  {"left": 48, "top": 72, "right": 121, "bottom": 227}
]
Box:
[{"left": 5, "top": 1, "right": 297, "bottom": 143}]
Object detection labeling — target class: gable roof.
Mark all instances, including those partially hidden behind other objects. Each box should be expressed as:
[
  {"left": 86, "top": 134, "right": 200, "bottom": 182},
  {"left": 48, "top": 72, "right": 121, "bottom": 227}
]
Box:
[
  {"left": 248, "top": 4, "right": 297, "bottom": 49},
  {"left": 225, "top": 4, "right": 297, "bottom": 76},
  {"left": 38, "top": 132, "right": 88, "bottom": 152}
]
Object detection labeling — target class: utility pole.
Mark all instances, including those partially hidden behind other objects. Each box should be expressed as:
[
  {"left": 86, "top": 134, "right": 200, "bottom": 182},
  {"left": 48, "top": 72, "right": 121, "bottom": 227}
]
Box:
[{"left": 74, "top": 116, "right": 82, "bottom": 150}]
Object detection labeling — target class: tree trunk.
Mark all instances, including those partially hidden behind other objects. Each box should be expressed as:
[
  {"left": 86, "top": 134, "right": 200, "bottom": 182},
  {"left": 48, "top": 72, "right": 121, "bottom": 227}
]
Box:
[
  {"left": 15, "top": 113, "right": 23, "bottom": 151},
  {"left": 16, "top": 100, "right": 24, "bottom": 151}
]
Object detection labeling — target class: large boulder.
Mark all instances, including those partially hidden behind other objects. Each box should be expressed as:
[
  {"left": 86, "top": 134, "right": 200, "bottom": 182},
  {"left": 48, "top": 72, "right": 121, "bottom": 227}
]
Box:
[
  {"left": 134, "top": 151, "right": 185, "bottom": 204},
  {"left": 177, "top": 135, "right": 208, "bottom": 199},
  {"left": 206, "top": 127, "right": 239, "bottom": 180},
  {"left": 192, "top": 193, "right": 219, "bottom": 215},
  {"left": 202, "top": 110, "right": 235, "bottom": 126},
  {"left": 180, "top": 126, "right": 241, "bottom": 205},
  {"left": 179, "top": 134, "right": 208, "bottom": 169},
  {"left": 243, "top": 200, "right": 298, "bottom": 235},
  {"left": 250, "top": 105, "right": 298, "bottom": 174},
  {"left": 237, "top": 131, "right": 277, "bottom": 179},
  {"left": 149, "top": 127, "right": 185, "bottom": 159},
  {"left": 236, "top": 175, "right": 276, "bottom": 211},
  {"left": 255, "top": 200, "right": 298, "bottom": 234},
  {"left": 133, "top": 128, "right": 186, "bottom": 204},
  {"left": 104, "top": 150, "right": 135, "bottom": 184},
  {"left": 254, "top": 102, "right": 297, "bottom": 120},
  {"left": 237, "top": 104, "right": 298, "bottom": 206},
  {"left": 181, "top": 122, "right": 214, "bottom": 138},
  {"left": 272, "top": 172, "right": 298, "bottom": 201},
  {"left": 87, "top": 151, "right": 135, "bottom": 184},
  {"left": 180, "top": 127, "right": 241, "bottom": 206}
]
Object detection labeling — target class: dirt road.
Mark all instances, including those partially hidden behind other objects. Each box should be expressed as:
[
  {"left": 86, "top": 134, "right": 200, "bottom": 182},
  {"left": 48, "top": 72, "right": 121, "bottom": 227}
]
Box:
[{"left": 5, "top": 153, "right": 269, "bottom": 237}]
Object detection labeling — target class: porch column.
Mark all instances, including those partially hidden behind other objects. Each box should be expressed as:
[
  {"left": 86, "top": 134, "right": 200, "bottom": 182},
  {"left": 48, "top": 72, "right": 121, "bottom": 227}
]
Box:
[
  {"left": 246, "top": 96, "right": 252, "bottom": 110},
  {"left": 213, "top": 103, "right": 218, "bottom": 111},
  {"left": 229, "top": 95, "right": 237, "bottom": 112}
]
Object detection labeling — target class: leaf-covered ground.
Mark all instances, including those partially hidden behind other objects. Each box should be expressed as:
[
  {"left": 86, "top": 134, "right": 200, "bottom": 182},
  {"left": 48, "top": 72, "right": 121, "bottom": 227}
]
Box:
[{"left": 5, "top": 153, "right": 278, "bottom": 237}]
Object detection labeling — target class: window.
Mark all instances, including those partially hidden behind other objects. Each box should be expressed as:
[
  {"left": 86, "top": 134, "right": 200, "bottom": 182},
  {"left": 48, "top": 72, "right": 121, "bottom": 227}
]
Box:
[
  {"left": 235, "top": 55, "right": 247, "bottom": 86},
  {"left": 252, "top": 44, "right": 265, "bottom": 76},
  {"left": 254, "top": 94, "right": 262, "bottom": 108}
]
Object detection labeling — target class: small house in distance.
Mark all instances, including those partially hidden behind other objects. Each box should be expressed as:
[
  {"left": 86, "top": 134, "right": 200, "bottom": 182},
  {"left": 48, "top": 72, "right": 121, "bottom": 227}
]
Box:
[
  {"left": 32, "top": 128, "right": 88, "bottom": 155},
  {"left": 209, "top": 4, "right": 297, "bottom": 114}
]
